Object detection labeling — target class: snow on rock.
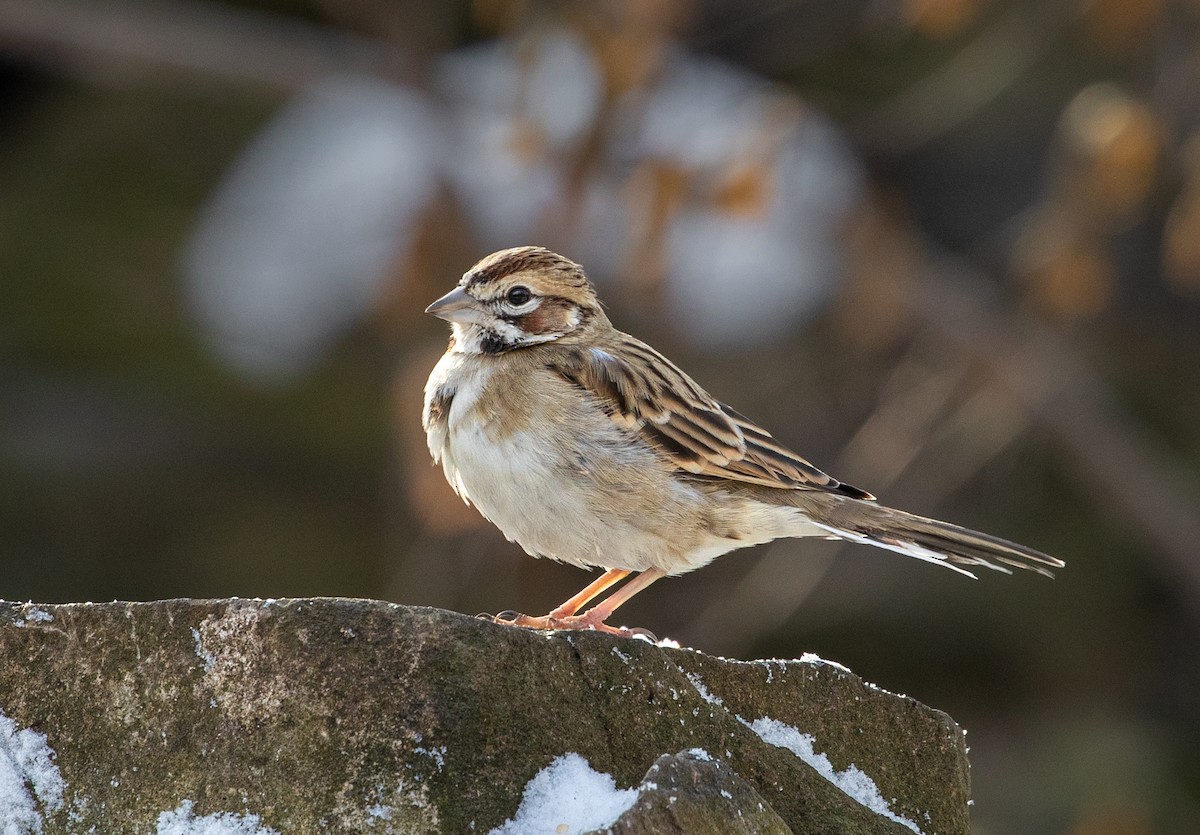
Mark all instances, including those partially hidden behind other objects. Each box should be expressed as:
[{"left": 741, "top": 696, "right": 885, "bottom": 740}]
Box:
[
  {"left": 153, "top": 800, "right": 280, "bottom": 835},
  {"left": 488, "top": 753, "right": 638, "bottom": 835},
  {"left": 796, "top": 652, "right": 853, "bottom": 675},
  {"left": 668, "top": 661, "right": 944, "bottom": 832},
  {"left": 0, "top": 707, "right": 282, "bottom": 835},
  {"left": 684, "top": 671, "right": 724, "bottom": 707},
  {"left": 0, "top": 600, "right": 971, "bottom": 833},
  {"left": 742, "top": 716, "right": 925, "bottom": 835},
  {"left": 0, "top": 710, "right": 65, "bottom": 835}
]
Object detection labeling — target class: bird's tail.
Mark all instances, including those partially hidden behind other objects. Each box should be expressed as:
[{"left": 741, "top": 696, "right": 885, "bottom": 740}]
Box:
[{"left": 802, "top": 493, "right": 1064, "bottom": 579}]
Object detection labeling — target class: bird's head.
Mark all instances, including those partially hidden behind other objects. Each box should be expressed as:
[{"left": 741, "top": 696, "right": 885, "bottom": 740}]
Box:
[{"left": 426, "top": 246, "right": 606, "bottom": 354}]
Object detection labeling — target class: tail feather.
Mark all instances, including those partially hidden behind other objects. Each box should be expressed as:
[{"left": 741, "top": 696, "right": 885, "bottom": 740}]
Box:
[{"left": 806, "top": 495, "right": 1064, "bottom": 579}]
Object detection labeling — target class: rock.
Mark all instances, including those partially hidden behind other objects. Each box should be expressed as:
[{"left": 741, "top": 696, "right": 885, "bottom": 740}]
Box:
[
  {"left": 596, "top": 750, "right": 793, "bottom": 834},
  {"left": 0, "top": 599, "right": 969, "bottom": 834}
]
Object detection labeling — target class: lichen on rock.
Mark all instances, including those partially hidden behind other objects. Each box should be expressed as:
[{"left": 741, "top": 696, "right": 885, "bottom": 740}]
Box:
[{"left": 0, "top": 598, "right": 970, "bottom": 834}]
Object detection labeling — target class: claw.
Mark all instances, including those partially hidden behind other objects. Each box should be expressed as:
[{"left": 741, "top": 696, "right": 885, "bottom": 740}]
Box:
[
  {"left": 626, "top": 627, "right": 659, "bottom": 642},
  {"left": 487, "top": 609, "right": 657, "bottom": 640}
]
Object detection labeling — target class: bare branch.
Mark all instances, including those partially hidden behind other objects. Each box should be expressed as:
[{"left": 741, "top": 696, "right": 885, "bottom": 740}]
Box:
[{"left": 0, "top": 0, "right": 385, "bottom": 91}]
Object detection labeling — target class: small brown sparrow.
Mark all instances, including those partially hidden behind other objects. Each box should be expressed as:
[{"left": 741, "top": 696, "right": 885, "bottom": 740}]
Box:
[{"left": 423, "top": 246, "right": 1063, "bottom": 636}]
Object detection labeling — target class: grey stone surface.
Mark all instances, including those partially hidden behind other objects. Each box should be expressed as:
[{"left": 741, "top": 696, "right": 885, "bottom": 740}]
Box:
[
  {"left": 594, "top": 750, "right": 793, "bottom": 834},
  {"left": 0, "top": 598, "right": 969, "bottom": 833}
]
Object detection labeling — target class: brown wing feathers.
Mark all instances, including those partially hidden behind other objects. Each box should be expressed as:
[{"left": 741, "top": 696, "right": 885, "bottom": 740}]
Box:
[
  {"left": 719, "top": 405, "right": 874, "bottom": 499},
  {"left": 550, "top": 337, "right": 868, "bottom": 496},
  {"left": 545, "top": 335, "right": 1063, "bottom": 578}
]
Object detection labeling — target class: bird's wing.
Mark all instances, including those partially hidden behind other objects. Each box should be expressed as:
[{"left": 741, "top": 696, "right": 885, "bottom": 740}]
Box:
[{"left": 548, "top": 335, "right": 873, "bottom": 498}]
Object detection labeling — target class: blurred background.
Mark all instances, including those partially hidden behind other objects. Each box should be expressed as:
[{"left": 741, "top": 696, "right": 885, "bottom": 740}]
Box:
[{"left": 2, "top": 0, "right": 1199, "bottom": 830}]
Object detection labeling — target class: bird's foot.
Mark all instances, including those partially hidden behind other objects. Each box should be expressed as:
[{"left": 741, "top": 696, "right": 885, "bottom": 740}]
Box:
[{"left": 490, "top": 610, "right": 656, "bottom": 641}]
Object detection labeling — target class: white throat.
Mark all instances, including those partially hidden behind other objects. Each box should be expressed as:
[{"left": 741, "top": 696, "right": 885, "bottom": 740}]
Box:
[{"left": 450, "top": 321, "right": 566, "bottom": 355}]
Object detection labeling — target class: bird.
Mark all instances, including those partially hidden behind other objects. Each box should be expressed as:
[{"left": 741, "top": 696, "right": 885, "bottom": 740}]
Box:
[{"left": 422, "top": 246, "right": 1063, "bottom": 636}]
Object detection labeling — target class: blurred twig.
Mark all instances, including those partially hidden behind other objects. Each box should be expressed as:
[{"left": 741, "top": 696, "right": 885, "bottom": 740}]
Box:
[
  {"left": 914, "top": 254, "right": 1200, "bottom": 613},
  {"left": 853, "top": 0, "right": 1080, "bottom": 154},
  {"left": 687, "top": 239, "right": 1200, "bottom": 652},
  {"left": 681, "top": 337, "right": 976, "bottom": 649},
  {"left": 689, "top": 0, "right": 813, "bottom": 47},
  {"left": 0, "top": 0, "right": 385, "bottom": 90}
]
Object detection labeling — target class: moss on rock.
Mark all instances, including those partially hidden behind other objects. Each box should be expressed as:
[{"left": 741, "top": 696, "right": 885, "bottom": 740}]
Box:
[{"left": 0, "top": 598, "right": 969, "bottom": 833}]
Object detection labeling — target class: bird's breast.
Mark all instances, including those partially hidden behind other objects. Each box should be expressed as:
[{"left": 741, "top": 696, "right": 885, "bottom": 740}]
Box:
[
  {"left": 422, "top": 354, "right": 815, "bottom": 574},
  {"left": 424, "top": 356, "right": 702, "bottom": 570}
]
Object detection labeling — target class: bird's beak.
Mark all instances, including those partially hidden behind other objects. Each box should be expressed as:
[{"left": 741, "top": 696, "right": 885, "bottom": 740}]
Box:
[{"left": 425, "top": 286, "right": 479, "bottom": 324}]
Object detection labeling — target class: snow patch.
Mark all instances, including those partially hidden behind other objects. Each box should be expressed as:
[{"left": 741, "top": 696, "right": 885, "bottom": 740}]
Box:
[
  {"left": 488, "top": 754, "right": 637, "bottom": 835},
  {"left": 154, "top": 800, "right": 280, "bottom": 835},
  {"left": 684, "top": 672, "right": 723, "bottom": 706},
  {"left": 0, "top": 710, "right": 65, "bottom": 834},
  {"left": 797, "top": 653, "right": 852, "bottom": 675},
  {"left": 741, "top": 717, "right": 924, "bottom": 834}
]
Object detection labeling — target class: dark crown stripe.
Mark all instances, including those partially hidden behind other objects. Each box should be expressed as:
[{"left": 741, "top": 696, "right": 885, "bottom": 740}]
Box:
[{"left": 467, "top": 246, "right": 588, "bottom": 289}]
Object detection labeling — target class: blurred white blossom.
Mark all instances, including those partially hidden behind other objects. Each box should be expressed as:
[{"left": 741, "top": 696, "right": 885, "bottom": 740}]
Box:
[
  {"left": 433, "top": 31, "right": 603, "bottom": 249},
  {"left": 184, "top": 29, "right": 863, "bottom": 379},
  {"left": 589, "top": 49, "right": 864, "bottom": 347},
  {"left": 183, "top": 75, "right": 441, "bottom": 380}
]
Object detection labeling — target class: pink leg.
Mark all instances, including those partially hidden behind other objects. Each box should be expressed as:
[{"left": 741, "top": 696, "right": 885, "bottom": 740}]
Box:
[
  {"left": 572, "top": 568, "right": 665, "bottom": 628},
  {"left": 549, "top": 569, "right": 631, "bottom": 618},
  {"left": 504, "top": 569, "right": 631, "bottom": 628},
  {"left": 507, "top": 568, "right": 667, "bottom": 636}
]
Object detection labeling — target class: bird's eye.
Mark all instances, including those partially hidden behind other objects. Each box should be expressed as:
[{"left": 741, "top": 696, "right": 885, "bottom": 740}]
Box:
[{"left": 506, "top": 286, "right": 532, "bottom": 306}]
